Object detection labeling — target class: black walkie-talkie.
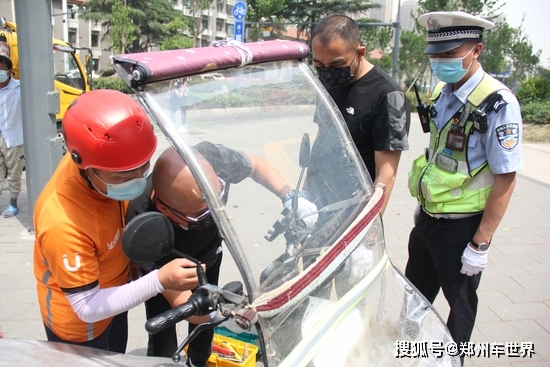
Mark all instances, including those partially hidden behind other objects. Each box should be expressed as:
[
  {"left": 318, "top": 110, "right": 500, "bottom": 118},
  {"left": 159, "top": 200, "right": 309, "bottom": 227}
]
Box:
[{"left": 414, "top": 84, "right": 431, "bottom": 133}]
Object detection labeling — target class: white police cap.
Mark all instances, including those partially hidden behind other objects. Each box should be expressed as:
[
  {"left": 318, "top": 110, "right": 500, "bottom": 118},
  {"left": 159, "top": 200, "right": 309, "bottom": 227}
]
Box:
[{"left": 418, "top": 11, "right": 494, "bottom": 54}]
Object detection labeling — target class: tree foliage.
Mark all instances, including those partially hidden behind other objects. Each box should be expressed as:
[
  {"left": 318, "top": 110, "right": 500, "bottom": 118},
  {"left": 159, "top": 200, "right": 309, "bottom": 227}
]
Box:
[
  {"left": 357, "top": 19, "right": 394, "bottom": 52},
  {"left": 275, "top": 1, "right": 379, "bottom": 40},
  {"left": 82, "top": 0, "right": 185, "bottom": 53},
  {"left": 369, "top": 54, "right": 393, "bottom": 74},
  {"left": 478, "top": 21, "right": 513, "bottom": 75},
  {"left": 110, "top": 0, "right": 135, "bottom": 54},
  {"left": 246, "top": 0, "right": 286, "bottom": 22},
  {"left": 398, "top": 30, "right": 428, "bottom": 88}
]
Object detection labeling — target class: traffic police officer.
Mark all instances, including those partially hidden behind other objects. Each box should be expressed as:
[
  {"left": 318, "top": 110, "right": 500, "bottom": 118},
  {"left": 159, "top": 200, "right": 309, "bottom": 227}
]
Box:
[{"left": 405, "top": 11, "right": 523, "bottom": 363}]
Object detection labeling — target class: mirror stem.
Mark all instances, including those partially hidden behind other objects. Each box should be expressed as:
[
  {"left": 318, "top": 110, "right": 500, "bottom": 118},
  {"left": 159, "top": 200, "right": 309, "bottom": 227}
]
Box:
[{"left": 197, "top": 263, "right": 208, "bottom": 286}]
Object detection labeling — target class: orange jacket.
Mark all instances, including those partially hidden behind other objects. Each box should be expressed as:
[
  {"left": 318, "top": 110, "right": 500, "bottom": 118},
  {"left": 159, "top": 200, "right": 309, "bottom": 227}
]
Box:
[{"left": 34, "top": 154, "right": 130, "bottom": 342}]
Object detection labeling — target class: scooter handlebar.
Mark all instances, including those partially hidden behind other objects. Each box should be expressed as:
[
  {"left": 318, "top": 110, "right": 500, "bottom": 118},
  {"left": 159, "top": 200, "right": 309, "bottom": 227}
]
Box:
[
  {"left": 145, "top": 298, "right": 199, "bottom": 334},
  {"left": 145, "top": 287, "right": 216, "bottom": 335}
]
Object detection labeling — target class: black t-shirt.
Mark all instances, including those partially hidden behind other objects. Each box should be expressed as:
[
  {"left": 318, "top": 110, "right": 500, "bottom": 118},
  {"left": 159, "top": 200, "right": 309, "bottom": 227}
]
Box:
[
  {"left": 306, "top": 123, "right": 362, "bottom": 213},
  {"left": 126, "top": 141, "right": 253, "bottom": 271},
  {"left": 322, "top": 66, "right": 410, "bottom": 180}
]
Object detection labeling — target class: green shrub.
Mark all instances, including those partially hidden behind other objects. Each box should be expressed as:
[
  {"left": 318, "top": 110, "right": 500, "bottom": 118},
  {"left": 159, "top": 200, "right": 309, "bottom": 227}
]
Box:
[
  {"left": 99, "top": 67, "right": 116, "bottom": 77},
  {"left": 517, "top": 77, "right": 550, "bottom": 105},
  {"left": 405, "top": 91, "right": 417, "bottom": 111},
  {"left": 92, "top": 77, "right": 132, "bottom": 94},
  {"left": 521, "top": 101, "right": 550, "bottom": 125}
]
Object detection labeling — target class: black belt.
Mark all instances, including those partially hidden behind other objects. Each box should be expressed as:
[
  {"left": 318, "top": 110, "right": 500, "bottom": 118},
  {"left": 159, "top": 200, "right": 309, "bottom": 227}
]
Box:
[{"left": 422, "top": 207, "right": 480, "bottom": 220}]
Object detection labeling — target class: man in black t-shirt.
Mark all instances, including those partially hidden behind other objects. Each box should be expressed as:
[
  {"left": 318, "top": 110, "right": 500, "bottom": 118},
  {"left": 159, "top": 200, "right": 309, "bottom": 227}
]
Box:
[
  {"left": 127, "top": 142, "right": 317, "bottom": 366},
  {"left": 311, "top": 14, "right": 410, "bottom": 214}
]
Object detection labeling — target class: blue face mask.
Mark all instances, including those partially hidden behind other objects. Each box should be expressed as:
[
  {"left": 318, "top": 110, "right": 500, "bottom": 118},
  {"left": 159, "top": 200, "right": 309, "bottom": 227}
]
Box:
[
  {"left": 90, "top": 168, "right": 149, "bottom": 201},
  {"left": 429, "top": 45, "right": 476, "bottom": 83},
  {"left": 103, "top": 177, "right": 148, "bottom": 201},
  {"left": 0, "top": 70, "right": 9, "bottom": 83}
]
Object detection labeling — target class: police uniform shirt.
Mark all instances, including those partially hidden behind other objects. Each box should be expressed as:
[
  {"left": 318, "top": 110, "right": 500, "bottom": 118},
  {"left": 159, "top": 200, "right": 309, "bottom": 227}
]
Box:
[{"left": 432, "top": 66, "right": 523, "bottom": 174}]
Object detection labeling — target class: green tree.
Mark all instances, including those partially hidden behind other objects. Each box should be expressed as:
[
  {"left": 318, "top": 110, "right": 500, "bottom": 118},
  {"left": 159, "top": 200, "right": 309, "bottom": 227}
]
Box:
[
  {"left": 244, "top": 0, "right": 286, "bottom": 41},
  {"left": 246, "top": 0, "right": 285, "bottom": 22},
  {"left": 536, "top": 67, "right": 550, "bottom": 80},
  {"left": 478, "top": 21, "right": 514, "bottom": 76},
  {"left": 418, "top": 0, "right": 502, "bottom": 14},
  {"left": 357, "top": 19, "right": 394, "bottom": 52},
  {"left": 398, "top": 30, "right": 428, "bottom": 88},
  {"left": 369, "top": 54, "right": 393, "bottom": 74},
  {"left": 159, "top": 17, "right": 195, "bottom": 50},
  {"left": 508, "top": 17, "right": 541, "bottom": 89},
  {"left": 110, "top": 0, "right": 135, "bottom": 54},
  {"left": 82, "top": 0, "right": 183, "bottom": 53},
  {"left": 275, "top": 1, "right": 379, "bottom": 40}
]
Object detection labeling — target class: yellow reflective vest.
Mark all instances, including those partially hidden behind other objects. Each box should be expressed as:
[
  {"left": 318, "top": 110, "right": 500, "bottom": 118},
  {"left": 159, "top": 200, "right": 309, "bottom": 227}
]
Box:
[{"left": 408, "top": 74, "right": 509, "bottom": 215}]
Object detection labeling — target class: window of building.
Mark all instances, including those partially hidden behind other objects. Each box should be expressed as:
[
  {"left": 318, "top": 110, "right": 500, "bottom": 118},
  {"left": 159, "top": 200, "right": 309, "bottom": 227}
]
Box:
[
  {"left": 217, "top": 0, "right": 224, "bottom": 13},
  {"left": 68, "top": 29, "right": 77, "bottom": 45},
  {"left": 226, "top": 24, "right": 234, "bottom": 35},
  {"left": 92, "top": 58, "right": 99, "bottom": 72},
  {"left": 202, "top": 18, "right": 208, "bottom": 30},
  {"left": 91, "top": 32, "right": 100, "bottom": 48},
  {"left": 216, "top": 20, "right": 224, "bottom": 32}
]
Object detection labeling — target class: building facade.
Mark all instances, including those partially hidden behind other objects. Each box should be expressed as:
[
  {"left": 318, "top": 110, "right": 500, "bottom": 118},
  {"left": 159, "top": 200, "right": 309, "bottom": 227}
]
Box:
[
  {"left": 172, "top": 0, "right": 237, "bottom": 47},
  {"left": 400, "top": 0, "right": 419, "bottom": 32},
  {"left": 368, "top": 0, "right": 395, "bottom": 23}
]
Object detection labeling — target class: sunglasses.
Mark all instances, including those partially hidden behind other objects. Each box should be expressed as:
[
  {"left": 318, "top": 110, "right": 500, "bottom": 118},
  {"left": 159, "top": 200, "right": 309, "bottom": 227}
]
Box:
[{"left": 155, "top": 177, "right": 226, "bottom": 223}]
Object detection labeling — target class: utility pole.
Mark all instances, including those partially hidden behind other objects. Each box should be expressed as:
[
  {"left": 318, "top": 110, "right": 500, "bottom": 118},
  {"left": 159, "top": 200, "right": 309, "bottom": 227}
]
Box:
[
  {"left": 14, "top": 0, "right": 62, "bottom": 232},
  {"left": 392, "top": 0, "right": 402, "bottom": 80}
]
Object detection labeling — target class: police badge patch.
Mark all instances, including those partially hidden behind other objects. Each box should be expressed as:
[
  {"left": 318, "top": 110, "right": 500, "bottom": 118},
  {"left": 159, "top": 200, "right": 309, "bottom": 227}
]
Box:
[{"left": 495, "top": 123, "right": 519, "bottom": 151}]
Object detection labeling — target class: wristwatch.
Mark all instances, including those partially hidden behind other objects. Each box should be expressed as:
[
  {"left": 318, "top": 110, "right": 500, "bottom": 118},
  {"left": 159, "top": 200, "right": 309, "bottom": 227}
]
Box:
[
  {"left": 281, "top": 189, "right": 298, "bottom": 204},
  {"left": 469, "top": 240, "right": 490, "bottom": 252}
]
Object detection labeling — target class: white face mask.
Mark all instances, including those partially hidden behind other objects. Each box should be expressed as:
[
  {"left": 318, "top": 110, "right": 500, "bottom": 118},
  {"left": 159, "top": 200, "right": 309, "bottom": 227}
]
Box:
[{"left": 0, "top": 70, "right": 9, "bottom": 83}]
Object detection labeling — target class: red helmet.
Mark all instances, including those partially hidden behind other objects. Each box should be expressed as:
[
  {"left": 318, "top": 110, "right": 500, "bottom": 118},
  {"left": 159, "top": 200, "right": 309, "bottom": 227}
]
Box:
[{"left": 63, "top": 90, "right": 157, "bottom": 171}]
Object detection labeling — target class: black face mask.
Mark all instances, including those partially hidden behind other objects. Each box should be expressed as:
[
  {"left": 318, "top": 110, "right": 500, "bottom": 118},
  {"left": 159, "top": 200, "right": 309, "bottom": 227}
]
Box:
[{"left": 315, "top": 53, "right": 358, "bottom": 89}]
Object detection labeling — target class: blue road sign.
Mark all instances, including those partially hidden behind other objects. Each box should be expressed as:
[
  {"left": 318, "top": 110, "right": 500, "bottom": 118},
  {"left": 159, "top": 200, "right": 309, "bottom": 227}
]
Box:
[
  {"left": 234, "top": 20, "right": 245, "bottom": 42},
  {"left": 232, "top": 2, "right": 247, "bottom": 41},
  {"left": 232, "top": 2, "right": 247, "bottom": 21}
]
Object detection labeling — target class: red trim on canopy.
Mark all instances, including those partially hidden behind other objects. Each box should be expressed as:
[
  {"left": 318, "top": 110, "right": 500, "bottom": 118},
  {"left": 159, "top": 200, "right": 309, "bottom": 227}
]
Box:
[{"left": 255, "top": 194, "right": 383, "bottom": 312}]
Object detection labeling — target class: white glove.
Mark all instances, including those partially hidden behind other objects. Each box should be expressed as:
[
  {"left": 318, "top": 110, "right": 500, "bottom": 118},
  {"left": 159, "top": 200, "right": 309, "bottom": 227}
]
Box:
[
  {"left": 345, "top": 244, "right": 374, "bottom": 284},
  {"left": 283, "top": 197, "right": 318, "bottom": 229},
  {"left": 460, "top": 245, "right": 488, "bottom": 276}
]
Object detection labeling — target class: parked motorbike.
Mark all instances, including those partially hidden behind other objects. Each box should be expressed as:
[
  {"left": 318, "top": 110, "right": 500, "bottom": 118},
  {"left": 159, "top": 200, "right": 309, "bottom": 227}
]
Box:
[
  {"left": 0, "top": 40, "right": 460, "bottom": 366},
  {"left": 110, "top": 39, "right": 460, "bottom": 367}
]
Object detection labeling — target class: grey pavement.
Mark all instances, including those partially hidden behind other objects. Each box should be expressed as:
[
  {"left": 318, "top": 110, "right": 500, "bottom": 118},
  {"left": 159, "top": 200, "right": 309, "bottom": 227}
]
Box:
[{"left": 1, "top": 117, "right": 550, "bottom": 366}]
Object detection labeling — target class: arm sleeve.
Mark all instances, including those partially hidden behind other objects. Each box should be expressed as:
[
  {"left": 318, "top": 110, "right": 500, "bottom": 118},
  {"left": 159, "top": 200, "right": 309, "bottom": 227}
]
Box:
[
  {"left": 373, "top": 90, "right": 410, "bottom": 151},
  {"left": 65, "top": 270, "right": 165, "bottom": 323}
]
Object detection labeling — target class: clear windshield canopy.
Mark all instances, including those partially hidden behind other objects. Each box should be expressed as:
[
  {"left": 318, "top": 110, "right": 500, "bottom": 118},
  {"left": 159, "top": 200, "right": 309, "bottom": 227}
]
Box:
[{"left": 113, "top": 40, "right": 460, "bottom": 367}]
